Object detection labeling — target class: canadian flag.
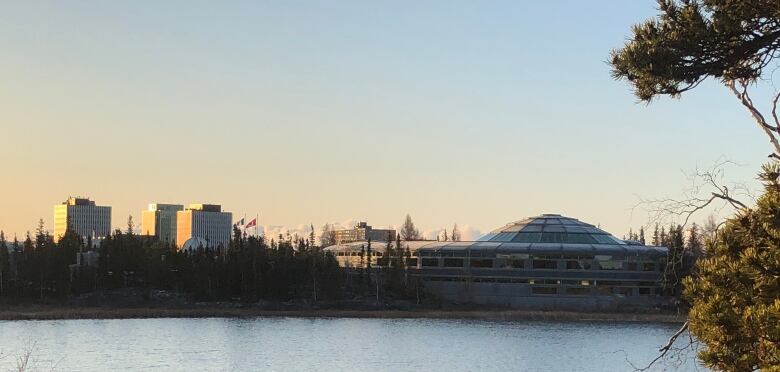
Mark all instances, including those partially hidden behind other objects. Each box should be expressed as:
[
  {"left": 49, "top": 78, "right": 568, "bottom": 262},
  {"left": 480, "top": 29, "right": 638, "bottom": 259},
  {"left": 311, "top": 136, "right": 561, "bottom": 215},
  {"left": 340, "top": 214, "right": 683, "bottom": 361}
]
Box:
[{"left": 245, "top": 218, "right": 257, "bottom": 229}]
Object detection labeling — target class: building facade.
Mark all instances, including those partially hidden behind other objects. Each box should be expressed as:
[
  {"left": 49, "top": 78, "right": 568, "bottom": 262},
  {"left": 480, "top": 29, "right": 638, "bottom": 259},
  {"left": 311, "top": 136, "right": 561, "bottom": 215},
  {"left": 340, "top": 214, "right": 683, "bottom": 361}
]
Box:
[
  {"left": 333, "top": 222, "right": 396, "bottom": 244},
  {"left": 53, "top": 197, "right": 111, "bottom": 242},
  {"left": 325, "top": 214, "right": 671, "bottom": 311},
  {"left": 176, "top": 204, "right": 232, "bottom": 249},
  {"left": 141, "top": 203, "right": 184, "bottom": 243}
]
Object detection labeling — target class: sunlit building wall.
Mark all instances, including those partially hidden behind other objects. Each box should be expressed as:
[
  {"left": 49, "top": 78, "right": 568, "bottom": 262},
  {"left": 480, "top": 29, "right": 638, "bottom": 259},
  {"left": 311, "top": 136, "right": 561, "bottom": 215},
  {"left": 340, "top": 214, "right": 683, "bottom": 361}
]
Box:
[
  {"left": 53, "top": 197, "right": 111, "bottom": 242},
  {"left": 141, "top": 203, "right": 184, "bottom": 243},
  {"left": 176, "top": 204, "right": 232, "bottom": 249}
]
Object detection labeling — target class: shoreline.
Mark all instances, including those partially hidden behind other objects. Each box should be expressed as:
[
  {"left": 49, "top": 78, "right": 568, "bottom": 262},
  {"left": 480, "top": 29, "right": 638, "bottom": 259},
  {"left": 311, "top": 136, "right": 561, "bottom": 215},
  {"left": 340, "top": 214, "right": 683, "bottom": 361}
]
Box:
[{"left": 0, "top": 306, "right": 686, "bottom": 323}]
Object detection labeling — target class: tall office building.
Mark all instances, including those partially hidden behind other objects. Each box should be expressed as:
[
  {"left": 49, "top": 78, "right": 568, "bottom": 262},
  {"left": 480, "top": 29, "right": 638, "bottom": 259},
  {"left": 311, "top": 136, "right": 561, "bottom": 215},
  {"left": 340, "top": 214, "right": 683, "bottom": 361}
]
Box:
[
  {"left": 141, "top": 203, "right": 184, "bottom": 243},
  {"left": 53, "top": 197, "right": 111, "bottom": 242},
  {"left": 176, "top": 204, "right": 232, "bottom": 249}
]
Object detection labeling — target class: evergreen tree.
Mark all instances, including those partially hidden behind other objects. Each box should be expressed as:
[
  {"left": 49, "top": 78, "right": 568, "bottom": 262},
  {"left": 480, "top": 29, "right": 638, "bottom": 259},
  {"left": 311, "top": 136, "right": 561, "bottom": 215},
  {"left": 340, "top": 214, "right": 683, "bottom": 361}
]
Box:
[
  {"left": 451, "top": 224, "right": 461, "bottom": 242},
  {"left": 0, "top": 231, "right": 8, "bottom": 297},
  {"left": 684, "top": 164, "right": 780, "bottom": 371},
  {"left": 652, "top": 223, "right": 660, "bottom": 246},
  {"left": 662, "top": 224, "right": 687, "bottom": 296},
  {"left": 659, "top": 226, "right": 668, "bottom": 247},
  {"left": 687, "top": 223, "right": 703, "bottom": 255},
  {"left": 638, "top": 226, "right": 646, "bottom": 245},
  {"left": 35, "top": 219, "right": 47, "bottom": 250}
]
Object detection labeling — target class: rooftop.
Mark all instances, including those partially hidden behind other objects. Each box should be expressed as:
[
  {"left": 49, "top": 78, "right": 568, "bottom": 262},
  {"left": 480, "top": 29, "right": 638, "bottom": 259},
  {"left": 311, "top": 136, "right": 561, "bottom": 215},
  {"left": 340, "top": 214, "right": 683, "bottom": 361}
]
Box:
[{"left": 479, "top": 214, "right": 626, "bottom": 245}]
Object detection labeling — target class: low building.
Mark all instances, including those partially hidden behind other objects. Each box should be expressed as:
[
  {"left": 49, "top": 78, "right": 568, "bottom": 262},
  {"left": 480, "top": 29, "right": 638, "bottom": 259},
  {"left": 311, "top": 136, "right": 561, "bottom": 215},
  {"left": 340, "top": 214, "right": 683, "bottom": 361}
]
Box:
[
  {"left": 325, "top": 214, "right": 670, "bottom": 311},
  {"left": 53, "top": 197, "right": 111, "bottom": 242},
  {"left": 333, "top": 222, "right": 396, "bottom": 244},
  {"left": 176, "top": 204, "right": 232, "bottom": 249},
  {"left": 141, "top": 203, "right": 184, "bottom": 243}
]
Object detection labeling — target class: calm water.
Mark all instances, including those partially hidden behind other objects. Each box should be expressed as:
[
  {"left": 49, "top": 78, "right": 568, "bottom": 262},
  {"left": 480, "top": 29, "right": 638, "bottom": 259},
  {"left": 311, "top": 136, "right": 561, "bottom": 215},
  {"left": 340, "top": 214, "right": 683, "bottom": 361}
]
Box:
[{"left": 0, "top": 317, "right": 704, "bottom": 371}]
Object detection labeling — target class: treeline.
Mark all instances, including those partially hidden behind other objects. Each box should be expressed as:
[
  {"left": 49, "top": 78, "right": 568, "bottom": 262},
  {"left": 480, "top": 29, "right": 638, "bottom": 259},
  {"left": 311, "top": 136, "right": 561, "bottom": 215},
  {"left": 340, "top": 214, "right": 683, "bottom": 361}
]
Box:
[
  {"left": 0, "top": 222, "right": 417, "bottom": 303},
  {"left": 625, "top": 223, "right": 708, "bottom": 297}
]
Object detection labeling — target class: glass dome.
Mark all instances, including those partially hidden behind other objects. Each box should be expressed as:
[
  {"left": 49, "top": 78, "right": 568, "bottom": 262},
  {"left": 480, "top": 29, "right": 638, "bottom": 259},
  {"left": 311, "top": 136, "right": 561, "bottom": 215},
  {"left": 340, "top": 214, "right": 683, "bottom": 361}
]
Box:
[{"left": 478, "top": 214, "right": 626, "bottom": 245}]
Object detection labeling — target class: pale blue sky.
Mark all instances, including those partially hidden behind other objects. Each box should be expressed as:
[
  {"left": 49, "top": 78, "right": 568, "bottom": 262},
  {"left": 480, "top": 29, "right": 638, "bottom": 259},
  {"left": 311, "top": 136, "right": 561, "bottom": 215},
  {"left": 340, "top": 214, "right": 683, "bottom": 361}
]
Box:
[{"left": 0, "top": 1, "right": 766, "bottom": 239}]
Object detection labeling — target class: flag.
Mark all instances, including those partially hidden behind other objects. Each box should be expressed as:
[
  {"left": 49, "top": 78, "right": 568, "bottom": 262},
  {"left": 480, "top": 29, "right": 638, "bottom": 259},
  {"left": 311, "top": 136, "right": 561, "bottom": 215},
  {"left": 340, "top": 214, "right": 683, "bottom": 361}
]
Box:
[
  {"left": 245, "top": 218, "right": 257, "bottom": 229},
  {"left": 234, "top": 218, "right": 245, "bottom": 227}
]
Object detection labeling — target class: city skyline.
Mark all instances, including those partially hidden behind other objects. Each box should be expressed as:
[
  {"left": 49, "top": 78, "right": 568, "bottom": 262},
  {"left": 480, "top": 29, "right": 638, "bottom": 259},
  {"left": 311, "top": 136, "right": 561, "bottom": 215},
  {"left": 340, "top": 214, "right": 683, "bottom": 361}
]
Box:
[{"left": 0, "top": 1, "right": 766, "bottom": 240}]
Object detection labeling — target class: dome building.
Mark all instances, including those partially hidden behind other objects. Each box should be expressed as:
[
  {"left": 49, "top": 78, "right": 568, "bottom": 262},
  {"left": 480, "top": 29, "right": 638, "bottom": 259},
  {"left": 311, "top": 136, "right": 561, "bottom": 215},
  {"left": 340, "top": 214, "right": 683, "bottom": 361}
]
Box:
[{"left": 325, "top": 214, "right": 670, "bottom": 310}]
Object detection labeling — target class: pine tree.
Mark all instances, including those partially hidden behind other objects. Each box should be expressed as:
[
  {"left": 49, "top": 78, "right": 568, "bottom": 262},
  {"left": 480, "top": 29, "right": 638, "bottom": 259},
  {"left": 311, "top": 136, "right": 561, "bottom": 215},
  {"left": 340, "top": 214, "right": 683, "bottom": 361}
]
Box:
[
  {"left": 659, "top": 226, "right": 667, "bottom": 247},
  {"left": 35, "top": 219, "right": 47, "bottom": 250},
  {"left": 684, "top": 164, "right": 780, "bottom": 370},
  {"left": 451, "top": 224, "right": 461, "bottom": 242},
  {"left": 0, "top": 231, "right": 8, "bottom": 298},
  {"left": 652, "top": 223, "right": 660, "bottom": 246},
  {"left": 687, "top": 223, "right": 702, "bottom": 255},
  {"left": 638, "top": 226, "right": 646, "bottom": 245}
]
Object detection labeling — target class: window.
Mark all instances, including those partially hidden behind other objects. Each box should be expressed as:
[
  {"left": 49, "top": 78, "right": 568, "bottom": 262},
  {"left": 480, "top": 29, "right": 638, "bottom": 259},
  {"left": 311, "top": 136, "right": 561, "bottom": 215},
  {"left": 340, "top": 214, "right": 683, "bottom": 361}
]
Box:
[
  {"left": 566, "top": 260, "right": 591, "bottom": 270},
  {"left": 565, "top": 287, "right": 590, "bottom": 295},
  {"left": 540, "top": 232, "right": 564, "bottom": 243},
  {"left": 626, "top": 262, "right": 637, "bottom": 271},
  {"left": 598, "top": 260, "right": 623, "bottom": 270},
  {"left": 597, "top": 286, "right": 613, "bottom": 295},
  {"left": 638, "top": 287, "right": 652, "bottom": 295},
  {"left": 532, "top": 260, "right": 557, "bottom": 270},
  {"left": 565, "top": 234, "right": 598, "bottom": 244},
  {"left": 499, "top": 259, "right": 525, "bottom": 269},
  {"left": 593, "top": 234, "right": 621, "bottom": 244},
  {"left": 421, "top": 258, "right": 439, "bottom": 267},
  {"left": 443, "top": 258, "right": 464, "bottom": 268},
  {"left": 470, "top": 259, "right": 493, "bottom": 268},
  {"left": 491, "top": 233, "right": 516, "bottom": 242},
  {"left": 616, "top": 287, "right": 634, "bottom": 296},
  {"left": 531, "top": 287, "right": 557, "bottom": 295},
  {"left": 512, "top": 232, "right": 541, "bottom": 243},
  {"left": 642, "top": 262, "right": 655, "bottom": 271}
]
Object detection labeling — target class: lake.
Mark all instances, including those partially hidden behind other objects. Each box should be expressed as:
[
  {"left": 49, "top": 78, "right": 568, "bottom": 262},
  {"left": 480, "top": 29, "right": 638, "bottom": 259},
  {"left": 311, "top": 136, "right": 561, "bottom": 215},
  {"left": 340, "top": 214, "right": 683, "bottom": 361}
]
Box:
[{"left": 0, "top": 317, "right": 704, "bottom": 371}]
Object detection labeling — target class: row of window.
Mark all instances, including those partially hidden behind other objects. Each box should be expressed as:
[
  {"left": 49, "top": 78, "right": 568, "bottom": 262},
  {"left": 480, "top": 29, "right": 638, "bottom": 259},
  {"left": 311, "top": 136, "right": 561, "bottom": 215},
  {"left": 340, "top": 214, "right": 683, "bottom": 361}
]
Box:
[
  {"left": 420, "top": 258, "right": 657, "bottom": 271},
  {"left": 488, "top": 232, "right": 623, "bottom": 244},
  {"left": 424, "top": 278, "right": 660, "bottom": 296}
]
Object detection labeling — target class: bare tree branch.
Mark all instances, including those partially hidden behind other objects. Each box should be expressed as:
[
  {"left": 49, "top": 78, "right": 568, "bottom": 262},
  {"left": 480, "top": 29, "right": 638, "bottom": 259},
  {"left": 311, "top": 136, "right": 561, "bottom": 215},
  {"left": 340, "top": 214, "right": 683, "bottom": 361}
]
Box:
[
  {"left": 632, "top": 159, "right": 753, "bottom": 230},
  {"left": 632, "top": 322, "right": 693, "bottom": 371},
  {"left": 726, "top": 79, "right": 780, "bottom": 158}
]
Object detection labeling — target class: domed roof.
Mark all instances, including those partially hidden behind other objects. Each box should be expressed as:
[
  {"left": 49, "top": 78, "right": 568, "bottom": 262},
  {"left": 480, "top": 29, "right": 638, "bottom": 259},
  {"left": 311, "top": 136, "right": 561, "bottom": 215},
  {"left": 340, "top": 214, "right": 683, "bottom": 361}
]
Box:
[
  {"left": 181, "top": 236, "right": 210, "bottom": 252},
  {"left": 478, "top": 214, "right": 626, "bottom": 245}
]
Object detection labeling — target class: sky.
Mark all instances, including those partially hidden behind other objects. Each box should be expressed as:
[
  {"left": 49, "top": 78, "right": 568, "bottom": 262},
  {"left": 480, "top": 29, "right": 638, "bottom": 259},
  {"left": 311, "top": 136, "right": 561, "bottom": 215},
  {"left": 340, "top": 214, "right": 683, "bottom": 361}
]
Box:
[{"left": 0, "top": 1, "right": 770, "bottom": 241}]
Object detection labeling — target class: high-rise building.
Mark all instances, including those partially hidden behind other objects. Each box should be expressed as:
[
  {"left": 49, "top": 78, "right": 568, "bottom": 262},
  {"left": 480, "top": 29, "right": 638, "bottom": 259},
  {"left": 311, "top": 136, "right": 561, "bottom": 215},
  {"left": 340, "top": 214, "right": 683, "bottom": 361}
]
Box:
[
  {"left": 333, "top": 222, "right": 396, "bottom": 244},
  {"left": 176, "top": 204, "right": 232, "bottom": 249},
  {"left": 53, "top": 197, "right": 111, "bottom": 242},
  {"left": 141, "top": 203, "right": 184, "bottom": 243}
]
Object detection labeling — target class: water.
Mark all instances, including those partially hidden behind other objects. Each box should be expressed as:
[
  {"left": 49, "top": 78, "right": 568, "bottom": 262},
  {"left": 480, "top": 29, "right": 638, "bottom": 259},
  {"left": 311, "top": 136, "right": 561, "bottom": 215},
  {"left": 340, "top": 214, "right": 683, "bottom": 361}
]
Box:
[{"left": 0, "top": 317, "right": 704, "bottom": 371}]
